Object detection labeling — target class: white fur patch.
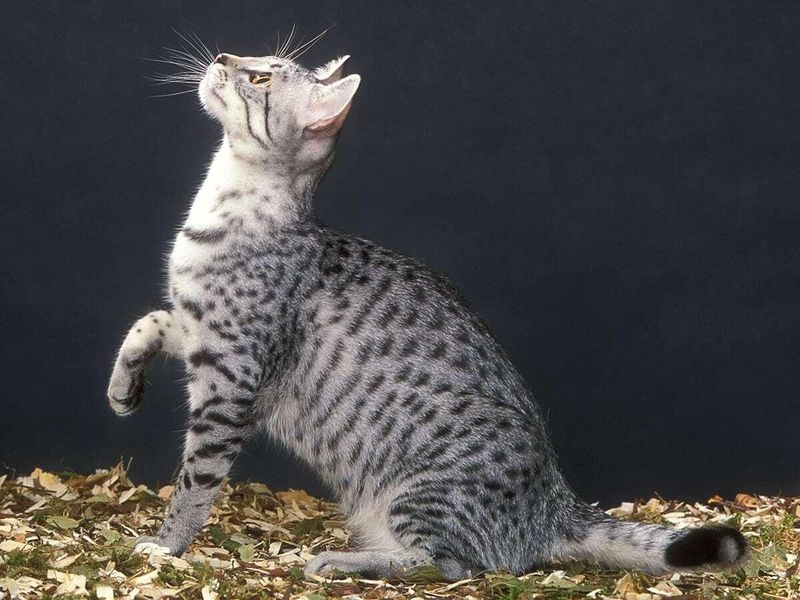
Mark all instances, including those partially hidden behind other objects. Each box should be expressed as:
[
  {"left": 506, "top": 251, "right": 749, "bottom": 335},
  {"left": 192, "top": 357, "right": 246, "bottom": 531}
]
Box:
[{"left": 718, "top": 536, "right": 740, "bottom": 564}]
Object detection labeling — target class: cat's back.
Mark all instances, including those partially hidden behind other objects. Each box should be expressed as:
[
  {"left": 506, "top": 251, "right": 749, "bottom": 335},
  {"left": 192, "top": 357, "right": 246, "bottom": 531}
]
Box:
[{"left": 307, "top": 228, "right": 534, "bottom": 403}]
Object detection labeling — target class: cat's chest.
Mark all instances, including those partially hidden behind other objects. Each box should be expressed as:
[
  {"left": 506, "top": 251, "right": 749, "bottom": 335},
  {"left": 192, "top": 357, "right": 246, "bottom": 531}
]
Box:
[
  {"left": 167, "top": 222, "right": 308, "bottom": 309},
  {"left": 169, "top": 230, "right": 215, "bottom": 274},
  {"left": 166, "top": 205, "right": 247, "bottom": 315},
  {"left": 168, "top": 204, "right": 247, "bottom": 280}
]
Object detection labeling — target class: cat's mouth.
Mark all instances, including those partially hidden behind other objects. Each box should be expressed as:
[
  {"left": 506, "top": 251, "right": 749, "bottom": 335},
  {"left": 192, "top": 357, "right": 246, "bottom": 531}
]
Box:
[
  {"left": 206, "top": 63, "right": 227, "bottom": 86},
  {"left": 199, "top": 66, "right": 229, "bottom": 117}
]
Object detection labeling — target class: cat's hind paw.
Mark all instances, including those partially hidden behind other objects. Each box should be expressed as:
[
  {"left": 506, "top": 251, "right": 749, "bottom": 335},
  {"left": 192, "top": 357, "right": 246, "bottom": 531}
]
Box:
[
  {"left": 304, "top": 550, "right": 416, "bottom": 580},
  {"left": 304, "top": 551, "right": 341, "bottom": 578}
]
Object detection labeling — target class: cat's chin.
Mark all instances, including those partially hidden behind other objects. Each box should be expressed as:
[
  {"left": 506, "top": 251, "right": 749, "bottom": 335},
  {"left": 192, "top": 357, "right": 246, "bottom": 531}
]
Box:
[
  {"left": 198, "top": 80, "right": 227, "bottom": 119},
  {"left": 199, "top": 65, "right": 226, "bottom": 96},
  {"left": 205, "top": 62, "right": 227, "bottom": 81}
]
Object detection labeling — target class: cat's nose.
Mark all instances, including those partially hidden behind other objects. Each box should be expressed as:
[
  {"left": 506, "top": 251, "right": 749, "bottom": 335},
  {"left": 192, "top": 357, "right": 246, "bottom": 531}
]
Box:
[{"left": 214, "top": 53, "right": 230, "bottom": 66}]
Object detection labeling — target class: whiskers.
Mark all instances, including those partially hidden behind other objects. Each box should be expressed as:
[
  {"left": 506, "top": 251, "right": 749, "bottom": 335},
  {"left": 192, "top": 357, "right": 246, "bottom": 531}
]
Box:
[
  {"left": 145, "top": 24, "right": 335, "bottom": 99},
  {"left": 145, "top": 29, "right": 214, "bottom": 98},
  {"left": 270, "top": 23, "right": 335, "bottom": 62}
]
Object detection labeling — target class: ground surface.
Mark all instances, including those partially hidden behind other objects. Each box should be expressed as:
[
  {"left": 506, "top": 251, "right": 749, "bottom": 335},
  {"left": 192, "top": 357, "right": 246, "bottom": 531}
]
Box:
[{"left": 0, "top": 464, "right": 797, "bottom": 599}]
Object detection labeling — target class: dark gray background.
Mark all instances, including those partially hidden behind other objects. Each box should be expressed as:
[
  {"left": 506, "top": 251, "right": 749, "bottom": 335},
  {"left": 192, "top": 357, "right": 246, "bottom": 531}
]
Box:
[{"left": 1, "top": 1, "right": 798, "bottom": 506}]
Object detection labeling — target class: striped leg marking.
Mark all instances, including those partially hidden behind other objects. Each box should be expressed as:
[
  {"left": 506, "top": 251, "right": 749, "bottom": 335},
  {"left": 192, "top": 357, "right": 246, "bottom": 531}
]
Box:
[{"left": 138, "top": 356, "right": 257, "bottom": 555}]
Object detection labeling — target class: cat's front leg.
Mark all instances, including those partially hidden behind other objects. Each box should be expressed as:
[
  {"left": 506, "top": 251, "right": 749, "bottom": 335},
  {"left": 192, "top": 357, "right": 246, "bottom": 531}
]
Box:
[
  {"left": 137, "top": 348, "right": 259, "bottom": 555},
  {"left": 108, "top": 310, "right": 183, "bottom": 415}
]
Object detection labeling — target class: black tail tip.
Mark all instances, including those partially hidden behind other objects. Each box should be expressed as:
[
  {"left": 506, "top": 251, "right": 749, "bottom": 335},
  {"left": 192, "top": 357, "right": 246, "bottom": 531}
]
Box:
[{"left": 665, "top": 525, "right": 747, "bottom": 569}]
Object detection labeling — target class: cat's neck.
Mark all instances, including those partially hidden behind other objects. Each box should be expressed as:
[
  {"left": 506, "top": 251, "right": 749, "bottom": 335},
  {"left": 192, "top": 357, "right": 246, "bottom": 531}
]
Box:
[{"left": 184, "top": 138, "right": 324, "bottom": 230}]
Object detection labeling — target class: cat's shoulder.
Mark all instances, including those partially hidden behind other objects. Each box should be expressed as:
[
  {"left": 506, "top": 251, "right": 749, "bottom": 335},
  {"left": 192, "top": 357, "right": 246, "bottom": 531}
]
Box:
[{"left": 314, "top": 227, "right": 472, "bottom": 303}]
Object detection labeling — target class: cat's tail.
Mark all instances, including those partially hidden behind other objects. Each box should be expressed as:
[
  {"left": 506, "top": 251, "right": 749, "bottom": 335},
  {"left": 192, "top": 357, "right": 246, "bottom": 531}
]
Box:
[{"left": 555, "top": 502, "right": 747, "bottom": 574}]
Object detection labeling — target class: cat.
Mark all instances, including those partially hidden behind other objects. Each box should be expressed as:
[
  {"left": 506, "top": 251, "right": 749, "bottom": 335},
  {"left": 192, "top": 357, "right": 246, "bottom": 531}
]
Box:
[{"left": 107, "top": 47, "right": 746, "bottom": 580}]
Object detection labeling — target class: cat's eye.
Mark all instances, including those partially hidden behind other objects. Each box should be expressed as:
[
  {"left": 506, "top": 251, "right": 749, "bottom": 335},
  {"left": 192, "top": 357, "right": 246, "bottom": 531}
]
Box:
[{"left": 249, "top": 73, "right": 271, "bottom": 86}]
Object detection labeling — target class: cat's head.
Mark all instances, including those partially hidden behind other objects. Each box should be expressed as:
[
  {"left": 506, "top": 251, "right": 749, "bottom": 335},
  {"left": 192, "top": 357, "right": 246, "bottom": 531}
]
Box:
[{"left": 199, "top": 53, "right": 360, "bottom": 168}]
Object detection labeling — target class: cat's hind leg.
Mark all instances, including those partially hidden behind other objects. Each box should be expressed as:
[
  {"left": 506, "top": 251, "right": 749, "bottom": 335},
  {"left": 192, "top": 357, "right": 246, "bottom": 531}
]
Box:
[
  {"left": 304, "top": 502, "right": 437, "bottom": 580},
  {"left": 304, "top": 549, "right": 425, "bottom": 579},
  {"left": 108, "top": 309, "right": 183, "bottom": 415},
  {"left": 305, "top": 503, "right": 430, "bottom": 579},
  {"left": 303, "top": 548, "right": 470, "bottom": 580}
]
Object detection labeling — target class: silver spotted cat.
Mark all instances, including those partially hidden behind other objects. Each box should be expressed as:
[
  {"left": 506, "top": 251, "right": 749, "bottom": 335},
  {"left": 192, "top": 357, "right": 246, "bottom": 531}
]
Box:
[{"left": 107, "top": 46, "right": 746, "bottom": 579}]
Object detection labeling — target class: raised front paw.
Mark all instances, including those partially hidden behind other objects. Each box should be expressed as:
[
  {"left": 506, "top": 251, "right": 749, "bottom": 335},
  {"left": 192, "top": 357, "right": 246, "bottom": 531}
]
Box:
[{"left": 107, "top": 365, "right": 145, "bottom": 416}]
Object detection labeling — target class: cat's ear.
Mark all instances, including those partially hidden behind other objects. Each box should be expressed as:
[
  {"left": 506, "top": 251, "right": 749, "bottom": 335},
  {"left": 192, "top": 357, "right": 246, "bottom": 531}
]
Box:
[
  {"left": 302, "top": 74, "right": 361, "bottom": 137},
  {"left": 313, "top": 55, "right": 350, "bottom": 84}
]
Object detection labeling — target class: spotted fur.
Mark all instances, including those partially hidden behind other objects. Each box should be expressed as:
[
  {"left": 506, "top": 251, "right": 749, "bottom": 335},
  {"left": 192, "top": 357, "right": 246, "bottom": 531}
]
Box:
[{"left": 108, "top": 50, "right": 746, "bottom": 579}]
